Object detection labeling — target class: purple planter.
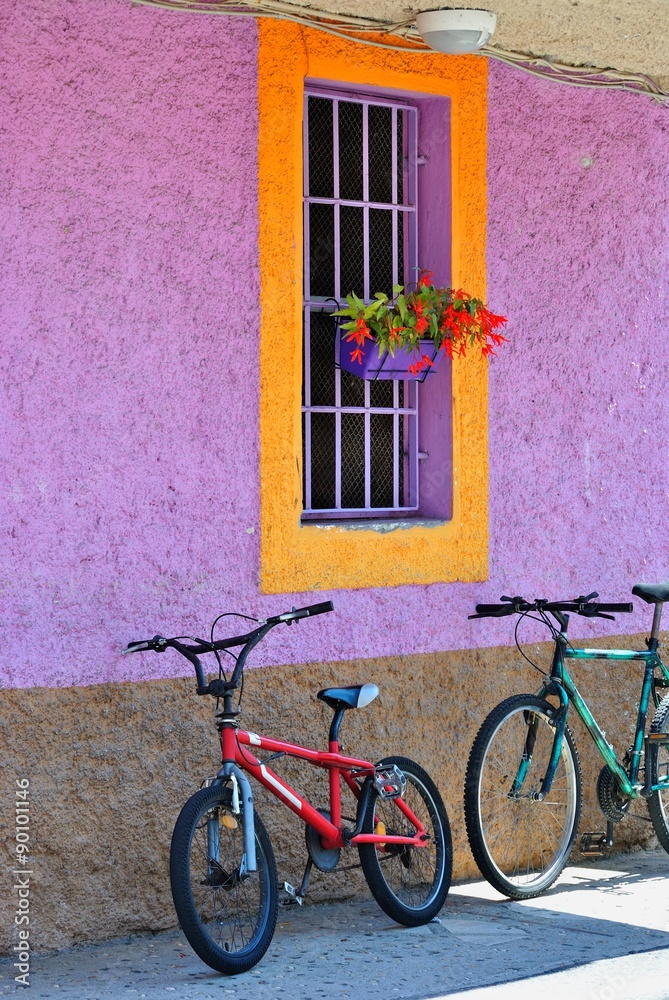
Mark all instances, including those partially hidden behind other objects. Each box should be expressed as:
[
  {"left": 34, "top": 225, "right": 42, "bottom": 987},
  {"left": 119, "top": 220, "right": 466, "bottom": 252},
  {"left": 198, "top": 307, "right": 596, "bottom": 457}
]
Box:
[{"left": 337, "top": 329, "right": 444, "bottom": 382}]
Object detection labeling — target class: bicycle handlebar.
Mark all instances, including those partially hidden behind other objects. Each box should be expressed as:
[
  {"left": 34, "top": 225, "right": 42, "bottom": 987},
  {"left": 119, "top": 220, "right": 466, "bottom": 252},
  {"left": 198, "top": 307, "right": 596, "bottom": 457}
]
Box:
[
  {"left": 123, "top": 601, "right": 335, "bottom": 696},
  {"left": 470, "top": 596, "right": 633, "bottom": 621}
]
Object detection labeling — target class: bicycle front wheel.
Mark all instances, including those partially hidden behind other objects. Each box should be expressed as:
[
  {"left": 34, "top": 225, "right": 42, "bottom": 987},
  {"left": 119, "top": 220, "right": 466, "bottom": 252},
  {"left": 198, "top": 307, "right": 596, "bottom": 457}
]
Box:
[
  {"left": 464, "top": 695, "right": 582, "bottom": 899},
  {"left": 170, "top": 783, "right": 278, "bottom": 975},
  {"left": 358, "top": 756, "right": 452, "bottom": 925},
  {"left": 647, "top": 693, "right": 669, "bottom": 852}
]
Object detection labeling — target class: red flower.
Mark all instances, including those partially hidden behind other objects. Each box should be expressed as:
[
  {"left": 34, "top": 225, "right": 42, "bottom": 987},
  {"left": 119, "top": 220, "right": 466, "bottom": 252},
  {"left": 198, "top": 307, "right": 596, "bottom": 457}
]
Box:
[
  {"left": 350, "top": 347, "right": 364, "bottom": 364},
  {"left": 417, "top": 270, "right": 434, "bottom": 288}
]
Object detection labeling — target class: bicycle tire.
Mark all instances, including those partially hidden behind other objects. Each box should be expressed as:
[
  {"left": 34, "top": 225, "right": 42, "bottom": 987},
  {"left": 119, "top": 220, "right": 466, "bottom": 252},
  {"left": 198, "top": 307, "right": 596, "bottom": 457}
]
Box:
[
  {"left": 647, "top": 693, "right": 669, "bottom": 853},
  {"left": 464, "top": 695, "right": 582, "bottom": 899},
  {"left": 170, "top": 783, "right": 278, "bottom": 975},
  {"left": 358, "top": 756, "right": 452, "bottom": 925}
]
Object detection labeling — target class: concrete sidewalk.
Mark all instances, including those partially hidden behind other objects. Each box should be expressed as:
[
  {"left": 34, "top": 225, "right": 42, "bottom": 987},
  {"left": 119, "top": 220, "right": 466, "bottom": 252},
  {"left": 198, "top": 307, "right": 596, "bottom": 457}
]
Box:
[{"left": 2, "top": 849, "right": 669, "bottom": 999}]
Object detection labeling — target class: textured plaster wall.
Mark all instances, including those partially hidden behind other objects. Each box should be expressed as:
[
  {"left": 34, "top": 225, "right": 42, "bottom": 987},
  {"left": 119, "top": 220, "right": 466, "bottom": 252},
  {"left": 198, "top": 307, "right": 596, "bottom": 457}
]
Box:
[
  {"left": 5, "top": 21, "right": 669, "bottom": 692},
  {"left": 3, "top": 11, "right": 669, "bottom": 951},
  {"left": 485, "top": 60, "right": 669, "bottom": 628},
  {"left": 0, "top": 0, "right": 260, "bottom": 688},
  {"left": 0, "top": 636, "right": 661, "bottom": 952}
]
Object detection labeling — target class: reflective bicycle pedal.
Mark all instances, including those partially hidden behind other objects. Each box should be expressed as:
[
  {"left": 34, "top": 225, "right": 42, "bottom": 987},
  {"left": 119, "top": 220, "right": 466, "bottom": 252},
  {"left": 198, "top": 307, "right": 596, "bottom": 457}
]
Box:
[
  {"left": 280, "top": 881, "right": 304, "bottom": 906},
  {"left": 373, "top": 764, "right": 407, "bottom": 800}
]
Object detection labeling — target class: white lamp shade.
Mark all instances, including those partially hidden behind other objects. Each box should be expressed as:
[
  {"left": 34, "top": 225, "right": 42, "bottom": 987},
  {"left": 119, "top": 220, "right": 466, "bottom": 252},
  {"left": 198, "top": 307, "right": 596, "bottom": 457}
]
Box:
[{"left": 415, "top": 9, "right": 497, "bottom": 54}]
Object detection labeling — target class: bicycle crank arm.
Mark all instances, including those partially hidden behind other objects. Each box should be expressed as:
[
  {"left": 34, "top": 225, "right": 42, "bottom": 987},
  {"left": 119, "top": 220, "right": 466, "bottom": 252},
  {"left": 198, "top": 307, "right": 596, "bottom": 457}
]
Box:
[{"left": 352, "top": 832, "right": 429, "bottom": 846}]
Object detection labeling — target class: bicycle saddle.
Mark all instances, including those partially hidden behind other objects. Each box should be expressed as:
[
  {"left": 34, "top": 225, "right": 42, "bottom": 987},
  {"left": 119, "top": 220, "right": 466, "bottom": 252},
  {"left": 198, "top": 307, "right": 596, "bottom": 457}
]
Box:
[
  {"left": 317, "top": 683, "right": 379, "bottom": 711},
  {"left": 632, "top": 582, "right": 669, "bottom": 604}
]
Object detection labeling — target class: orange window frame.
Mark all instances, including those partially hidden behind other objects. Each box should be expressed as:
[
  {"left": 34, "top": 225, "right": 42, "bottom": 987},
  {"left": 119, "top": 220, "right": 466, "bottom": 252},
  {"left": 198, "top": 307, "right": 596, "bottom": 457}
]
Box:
[{"left": 258, "top": 20, "right": 489, "bottom": 593}]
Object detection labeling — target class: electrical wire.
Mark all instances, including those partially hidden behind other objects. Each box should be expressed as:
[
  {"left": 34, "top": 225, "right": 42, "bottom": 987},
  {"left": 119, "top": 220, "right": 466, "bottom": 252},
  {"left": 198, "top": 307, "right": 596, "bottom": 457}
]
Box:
[{"left": 131, "top": 0, "right": 669, "bottom": 106}]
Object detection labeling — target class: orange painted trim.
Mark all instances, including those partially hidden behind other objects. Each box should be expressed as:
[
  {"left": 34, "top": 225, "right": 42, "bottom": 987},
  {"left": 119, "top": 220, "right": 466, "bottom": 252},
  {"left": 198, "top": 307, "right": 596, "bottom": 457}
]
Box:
[{"left": 259, "top": 20, "right": 489, "bottom": 593}]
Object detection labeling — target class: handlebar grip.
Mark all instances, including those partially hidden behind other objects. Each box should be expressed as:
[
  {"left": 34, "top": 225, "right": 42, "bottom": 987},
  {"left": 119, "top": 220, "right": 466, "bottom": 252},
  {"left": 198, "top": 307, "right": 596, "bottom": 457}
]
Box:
[
  {"left": 123, "top": 640, "right": 151, "bottom": 654},
  {"left": 299, "top": 601, "right": 334, "bottom": 617},
  {"left": 473, "top": 604, "right": 516, "bottom": 617},
  {"left": 267, "top": 601, "right": 334, "bottom": 624},
  {"left": 122, "top": 635, "right": 166, "bottom": 654},
  {"left": 595, "top": 603, "right": 634, "bottom": 613}
]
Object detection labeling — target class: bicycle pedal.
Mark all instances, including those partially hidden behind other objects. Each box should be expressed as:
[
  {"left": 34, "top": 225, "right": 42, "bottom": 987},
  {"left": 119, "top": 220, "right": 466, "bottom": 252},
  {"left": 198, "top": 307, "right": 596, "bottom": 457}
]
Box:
[
  {"left": 373, "top": 764, "right": 406, "bottom": 800},
  {"left": 579, "top": 831, "right": 611, "bottom": 857},
  {"left": 280, "top": 881, "right": 304, "bottom": 906}
]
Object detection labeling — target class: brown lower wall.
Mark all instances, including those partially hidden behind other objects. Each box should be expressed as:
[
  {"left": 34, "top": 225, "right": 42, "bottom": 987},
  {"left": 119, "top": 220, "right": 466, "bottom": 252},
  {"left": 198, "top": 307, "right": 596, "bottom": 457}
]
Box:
[{"left": 0, "top": 634, "right": 663, "bottom": 953}]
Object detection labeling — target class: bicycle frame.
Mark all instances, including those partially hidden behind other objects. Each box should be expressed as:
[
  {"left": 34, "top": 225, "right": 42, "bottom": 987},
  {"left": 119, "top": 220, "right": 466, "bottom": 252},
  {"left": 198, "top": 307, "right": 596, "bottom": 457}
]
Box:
[
  {"left": 212, "top": 723, "right": 429, "bottom": 872},
  {"left": 532, "top": 618, "right": 669, "bottom": 799}
]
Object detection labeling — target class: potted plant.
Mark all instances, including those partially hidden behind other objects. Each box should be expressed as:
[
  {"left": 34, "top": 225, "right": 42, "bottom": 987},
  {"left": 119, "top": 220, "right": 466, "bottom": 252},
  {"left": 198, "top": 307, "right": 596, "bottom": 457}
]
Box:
[{"left": 334, "top": 271, "right": 508, "bottom": 381}]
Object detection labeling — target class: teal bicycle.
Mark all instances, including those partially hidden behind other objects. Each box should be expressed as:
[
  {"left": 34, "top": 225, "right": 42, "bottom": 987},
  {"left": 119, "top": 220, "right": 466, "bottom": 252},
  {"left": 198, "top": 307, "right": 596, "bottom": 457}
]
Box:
[{"left": 464, "top": 583, "right": 669, "bottom": 899}]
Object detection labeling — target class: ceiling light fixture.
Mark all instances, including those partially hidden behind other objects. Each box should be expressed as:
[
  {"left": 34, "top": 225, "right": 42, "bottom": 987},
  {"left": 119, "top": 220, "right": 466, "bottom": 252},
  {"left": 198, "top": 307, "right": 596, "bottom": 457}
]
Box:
[{"left": 415, "top": 8, "right": 497, "bottom": 54}]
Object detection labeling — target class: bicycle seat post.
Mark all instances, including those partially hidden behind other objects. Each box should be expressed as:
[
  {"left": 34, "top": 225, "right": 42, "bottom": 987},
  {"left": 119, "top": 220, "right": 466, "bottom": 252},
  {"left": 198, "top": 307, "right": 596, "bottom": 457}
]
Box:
[{"left": 649, "top": 603, "right": 664, "bottom": 652}]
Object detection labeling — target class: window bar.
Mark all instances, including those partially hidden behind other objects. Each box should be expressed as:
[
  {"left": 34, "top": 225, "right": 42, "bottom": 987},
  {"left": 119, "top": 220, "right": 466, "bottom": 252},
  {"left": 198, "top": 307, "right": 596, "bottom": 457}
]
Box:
[
  {"left": 392, "top": 107, "right": 398, "bottom": 206},
  {"left": 303, "top": 105, "right": 311, "bottom": 302},
  {"left": 333, "top": 99, "right": 342, "bottom": 509},
  {"left": 391, "top": 107, "right": 398, "bottom": 291},
  {"left": 306, "top": 196, "right": 416, "bottom": 213},
  {"left": 303, "top": 99, "right": 312, "bottom": 510},
  {"left": 303, "top": 308, "right": 312, "bottom": 510},
  {"left": 407, "top": 107, "right": 419, "bottom": 281},
  {"left": 362, "top": 101, "right": 370, "bottom": 302},
  {"left": 410, "top": 381, "right": 419, "bottom": 508},
  {"left": 364, "top": 382, "right": 371, "bottom": 510},
  {"left": 362, "top": 102, "right": 371, "bottom": 510},
  {"left": 393, "top": 379, "right": 400, "bottom": 509}
]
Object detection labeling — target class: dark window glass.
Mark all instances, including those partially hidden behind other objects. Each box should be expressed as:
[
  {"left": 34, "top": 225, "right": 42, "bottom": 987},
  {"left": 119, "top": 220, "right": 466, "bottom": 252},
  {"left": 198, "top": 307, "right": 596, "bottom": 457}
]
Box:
[
  {"left": 310, "top": 412, "right": 336, "bottom": 509},
  {"left": 308, "top": 202, "right": 335, "bottom": 298},
  {"left": 339, "top": 101, "right": 363, "bottom": 202},
  {"left": 307, "top": 97, "right": 334, "bottom": 198}
]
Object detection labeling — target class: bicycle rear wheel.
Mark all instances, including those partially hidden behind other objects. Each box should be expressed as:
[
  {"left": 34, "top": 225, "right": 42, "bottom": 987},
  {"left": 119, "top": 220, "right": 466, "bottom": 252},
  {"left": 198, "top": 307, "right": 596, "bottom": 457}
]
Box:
[
  {"left": 358, "top": 756, "right": 452, "bottom": 925},
  {"left": 170, "top": 783, "right": 278, "bottom": 975},
  {"left": 464, "top": 695, "right": 581, "bottom": 899},
  {"left": 647, "top": 693, "right": 669, "bottom": 852}
]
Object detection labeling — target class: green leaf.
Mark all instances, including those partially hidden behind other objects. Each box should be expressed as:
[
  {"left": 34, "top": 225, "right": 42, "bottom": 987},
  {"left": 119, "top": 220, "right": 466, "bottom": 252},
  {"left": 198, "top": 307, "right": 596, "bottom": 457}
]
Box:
[{"left": 397, "top": 294, "right": 406, "bottom": 321}]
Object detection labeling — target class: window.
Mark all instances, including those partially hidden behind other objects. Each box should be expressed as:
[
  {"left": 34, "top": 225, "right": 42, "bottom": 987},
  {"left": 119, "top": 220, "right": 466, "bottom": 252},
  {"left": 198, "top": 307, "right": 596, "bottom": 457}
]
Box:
[
  {"left": 257, "top": 18, "right": 490, "bottom": 592},
  {"left": 302, "top": 89, "right": 421, "bottom": 519}
]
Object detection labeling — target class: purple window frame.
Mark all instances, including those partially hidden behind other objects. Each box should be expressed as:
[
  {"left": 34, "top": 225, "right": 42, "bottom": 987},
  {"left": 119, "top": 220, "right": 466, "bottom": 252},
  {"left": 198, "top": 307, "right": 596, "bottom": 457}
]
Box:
[{"left": 302, "top": 86, "right": 420, "bottom": 520}]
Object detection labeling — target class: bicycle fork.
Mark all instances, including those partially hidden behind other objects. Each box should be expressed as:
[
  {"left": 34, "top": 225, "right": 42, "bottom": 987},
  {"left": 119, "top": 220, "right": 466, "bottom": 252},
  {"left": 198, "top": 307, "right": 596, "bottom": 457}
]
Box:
[
  {"left": 211, "top": 764, "right": 258, "bottom": 875},
  {"left": 510, "top": 681, "right": 569, "bottom": 801}
]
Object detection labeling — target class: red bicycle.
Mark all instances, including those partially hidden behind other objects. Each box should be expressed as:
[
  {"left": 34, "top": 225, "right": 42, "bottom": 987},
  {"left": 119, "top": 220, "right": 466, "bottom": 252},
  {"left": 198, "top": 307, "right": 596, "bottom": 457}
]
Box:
[{"left": 124, "top": 601, "right": 452, "bottom": 975}]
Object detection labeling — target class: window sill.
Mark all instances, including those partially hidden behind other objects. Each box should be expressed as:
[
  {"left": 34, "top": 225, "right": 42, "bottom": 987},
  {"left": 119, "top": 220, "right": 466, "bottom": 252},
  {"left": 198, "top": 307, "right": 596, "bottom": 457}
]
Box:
[{"left": 302, "top": 517, "right": 448, "bottom": 533}]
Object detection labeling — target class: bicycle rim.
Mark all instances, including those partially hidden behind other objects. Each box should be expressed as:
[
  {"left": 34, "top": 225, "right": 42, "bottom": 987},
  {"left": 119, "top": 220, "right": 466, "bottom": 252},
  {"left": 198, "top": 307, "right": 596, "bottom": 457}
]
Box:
[
  {"left": 170, "top": 784, "right": 277, "bottom": 974},
  {"left": 648, "top": 694, "right": 669, "bottom": 853},
  {"left": 466, "top": 696, "right": 581, "bottom": 898},
  {"left": 359, "top": 756, "right": 451, "bottom": 924}
]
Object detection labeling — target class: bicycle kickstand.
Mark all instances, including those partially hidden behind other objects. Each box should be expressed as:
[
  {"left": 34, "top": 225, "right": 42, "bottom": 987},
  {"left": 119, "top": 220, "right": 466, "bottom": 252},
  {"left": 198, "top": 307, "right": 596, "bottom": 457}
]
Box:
[{"left": 282, "top": 857, "right": 313, "bottom": 906}]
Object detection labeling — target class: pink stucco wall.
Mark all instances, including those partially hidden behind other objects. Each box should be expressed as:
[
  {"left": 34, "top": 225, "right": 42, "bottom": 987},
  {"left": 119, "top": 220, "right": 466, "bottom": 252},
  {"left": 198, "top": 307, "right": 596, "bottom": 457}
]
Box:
[
  {"left": 2, "top": 7, "right": 669, "bottom": 687},
  {"left": 1, "top": 0, "right": 262, "bottom": 686}
]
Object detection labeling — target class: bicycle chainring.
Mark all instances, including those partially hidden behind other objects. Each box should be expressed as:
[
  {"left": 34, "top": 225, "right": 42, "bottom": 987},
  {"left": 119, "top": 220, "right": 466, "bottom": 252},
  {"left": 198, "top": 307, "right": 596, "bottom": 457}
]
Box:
[
  {"left": 597, "top": 766, "right": 631, "bottom": 822},
  {"left": 305, "top": 810, "right": 341, "bottom": 872}
]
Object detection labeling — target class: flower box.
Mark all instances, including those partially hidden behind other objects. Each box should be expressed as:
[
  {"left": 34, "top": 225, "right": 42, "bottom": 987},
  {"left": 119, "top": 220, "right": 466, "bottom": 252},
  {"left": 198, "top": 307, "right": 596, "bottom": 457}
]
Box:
[
  {"left": 337, "top": 328, "right": 442, "bottom": 382},
  {"left": 334, "top": 272, "right": 508, "bottom": 381}
]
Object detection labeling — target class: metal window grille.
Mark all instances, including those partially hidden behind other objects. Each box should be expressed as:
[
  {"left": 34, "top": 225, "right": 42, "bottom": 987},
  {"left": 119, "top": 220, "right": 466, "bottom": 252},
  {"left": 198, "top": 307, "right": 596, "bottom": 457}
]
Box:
[{"left": 302, "top": 88, "right": 420, "bottom": 519}]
